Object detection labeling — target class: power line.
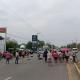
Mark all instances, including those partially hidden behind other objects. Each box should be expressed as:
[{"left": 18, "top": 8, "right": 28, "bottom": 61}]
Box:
[
  {"left": 7, "top": 33, "right": 27, "bottom": 41},
  {"left": 0, "top": 0, "right": 39, "bottom": 32},
  {"left": 0, "top": 1, "right": 50, "bottom": 43}
]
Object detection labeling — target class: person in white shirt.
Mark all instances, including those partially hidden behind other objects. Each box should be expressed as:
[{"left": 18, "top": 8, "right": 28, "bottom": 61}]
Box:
[
  {"left": 47, "top": 51, "right": 52, "bottom": 59},
  {"left": 47, "top": 51, "right": 53, "bottom": 66},
  {"left": 58, "top": 51, "right": 63, "bottom": 62},
  {"left": 15, "top": 51, "right": 19, "bottom": 64}
]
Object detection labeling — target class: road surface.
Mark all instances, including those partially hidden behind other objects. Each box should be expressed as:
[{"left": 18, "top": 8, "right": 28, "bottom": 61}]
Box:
[{"left": 0, "top": 54, "right": 68, "bottom": 80}]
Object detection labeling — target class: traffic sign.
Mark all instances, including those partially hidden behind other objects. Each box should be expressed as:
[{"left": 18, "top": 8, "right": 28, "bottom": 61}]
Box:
[{"left": 32, "top": 35, "right": 37, "bottom": 41}]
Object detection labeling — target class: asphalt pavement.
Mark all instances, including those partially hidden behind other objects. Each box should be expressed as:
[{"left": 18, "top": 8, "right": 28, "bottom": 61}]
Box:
[{"left": 0, "top": 54, "right": 68, "bottom": 80}]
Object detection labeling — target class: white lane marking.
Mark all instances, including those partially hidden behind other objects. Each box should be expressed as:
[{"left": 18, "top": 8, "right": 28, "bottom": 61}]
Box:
[{"left": 4, "top": 76, "right": 12, "bottom": 80}]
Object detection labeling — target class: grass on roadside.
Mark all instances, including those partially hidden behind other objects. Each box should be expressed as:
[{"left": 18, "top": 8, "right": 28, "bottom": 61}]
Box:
[{"left": 0, "top": 57, "right": 3, "bottom": 61}]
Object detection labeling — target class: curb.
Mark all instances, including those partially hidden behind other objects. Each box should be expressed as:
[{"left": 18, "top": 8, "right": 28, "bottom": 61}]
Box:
[{"left": 74, "top": 63, "right": 80, "bottom": 75}]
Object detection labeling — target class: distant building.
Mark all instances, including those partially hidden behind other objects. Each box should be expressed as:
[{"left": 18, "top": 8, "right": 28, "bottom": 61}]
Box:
[{"left": 0, "top": 36, "right": 5, "bottom": 52}]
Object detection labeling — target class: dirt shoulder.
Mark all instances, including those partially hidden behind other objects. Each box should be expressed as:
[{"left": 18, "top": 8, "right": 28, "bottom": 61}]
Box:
[{"left": 67, "top": 63, "right": 80, "bottom": 80}]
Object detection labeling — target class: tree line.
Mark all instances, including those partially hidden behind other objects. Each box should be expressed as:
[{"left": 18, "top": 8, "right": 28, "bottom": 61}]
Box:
[
  {"left": 6, "top": 40, "right": 56, "bottom": 52},
  {"left": 61, "top": 42, "right": 80, "bottom": 50}
]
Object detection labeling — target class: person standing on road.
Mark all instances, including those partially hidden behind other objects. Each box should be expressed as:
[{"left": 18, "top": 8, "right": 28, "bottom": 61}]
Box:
[
  {"left": 43, "top": 49, "right": 48, "bottom": 62},
  {"left": 5, "top": 52, "right": 10, "bottom": 64},
  {"left": 52, "top": 51, "right": 58, "bottom": 63},
  {"left": 22, "top": 51, "right": 25, "bottom": 58},
  {"left": 72, "top": 52, "right": 76, "bottom": 63},
  {"left": 65, "top": 51, "right": 69, "bottom": 63},
  {"left": 15, "top": 51, "right": 19, "bottom": 64},
  {"left": 47, "top": 50, "right": 53, "bottom": 66},
  {"left": 58, "top": 51, "right": 63, "bottom": 62}
]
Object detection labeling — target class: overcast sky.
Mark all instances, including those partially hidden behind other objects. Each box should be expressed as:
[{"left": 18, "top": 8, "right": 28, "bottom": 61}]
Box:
[{"left": 0, "top": 0, "right": 80, "bottom": 46}]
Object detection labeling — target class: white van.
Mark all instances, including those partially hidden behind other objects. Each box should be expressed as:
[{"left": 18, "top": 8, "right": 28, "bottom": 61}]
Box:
[{"left": 72, "top": 48, "right": 78, "bottom": 53}]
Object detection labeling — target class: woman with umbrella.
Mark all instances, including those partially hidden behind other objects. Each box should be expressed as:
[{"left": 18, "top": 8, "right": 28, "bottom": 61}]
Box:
[
  {"left": 5, "top": 51, "right": 11, "bottom": 64},
  {"left": 52, "top": 50, "right": 58, "bottom": 63},
  {"left": 60, "top": 48, "right": 70, "bottom": 62}
]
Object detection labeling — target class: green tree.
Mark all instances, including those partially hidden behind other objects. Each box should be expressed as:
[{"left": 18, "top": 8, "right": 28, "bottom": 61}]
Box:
[
  {"left": 67, "top": 44, "right": 71, "bottom": 48},
  {"left": 6, "top": 40, "right": 18, "bottom": 50},
  {"left": 38, "top": 40, "right": 45, "bottom": 48},
  {"left": 66, "top": 43, "right": 77, "bottom": 49},
  {"left": 77, "top": 43, "right": 80, "bottom": 50},
  {"left": 6, "top": 40, "right": 19, "bottom": 55},
  {"left": 71, "top": 43, "right": 77, "bottom": 48},
  {"left": 25, "top": 40, "right": 45, "bottom": 50},
  {"left": 46, "top": 43, "right": 55, "bottom": 49},
  {"left": 26, "top": 41, "right": 32, "bottom": 49}
]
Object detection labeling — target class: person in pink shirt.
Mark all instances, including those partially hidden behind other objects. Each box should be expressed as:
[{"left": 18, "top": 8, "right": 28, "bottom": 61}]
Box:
[
  {"left": 52, "top": 50, "right": 58, "bottom": 63},
  {"left": 5, "top": 52, "right": 11, "bottom": 64}
]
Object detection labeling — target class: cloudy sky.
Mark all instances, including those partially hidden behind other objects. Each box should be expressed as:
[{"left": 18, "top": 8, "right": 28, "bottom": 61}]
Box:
[{"left": 0, "top": 0, "right": 80, "bottom": 46}]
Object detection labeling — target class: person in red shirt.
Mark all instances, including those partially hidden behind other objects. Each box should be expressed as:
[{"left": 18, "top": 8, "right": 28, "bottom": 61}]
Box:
[
  {"left": 5, "top": 52, "right": 11, "bottom": 64},
  {"left": 52, "top": 51, "right": 58, "bottom": 63}
]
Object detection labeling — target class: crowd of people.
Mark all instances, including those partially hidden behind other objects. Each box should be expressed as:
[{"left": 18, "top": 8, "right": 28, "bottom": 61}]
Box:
[
  {"left": 43, "top": 49, "right": 77, "bottom": 65},
  {"left": 0, "top": 50, "right": 33, "bottom": 64},
  {"left": 0, "top": 48, "right": 78, "bottom": 65}
]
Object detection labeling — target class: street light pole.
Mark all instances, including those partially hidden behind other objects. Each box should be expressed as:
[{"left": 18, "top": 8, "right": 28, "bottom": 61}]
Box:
[
  {"left": 4, "top": 32, "right": 7, "bottom": 51},
  {"left": 76, "top": 40, "right": 77, "bottom": 48},
  {"left": 37, "top": 33, "right": 39, "bottom": 51}
]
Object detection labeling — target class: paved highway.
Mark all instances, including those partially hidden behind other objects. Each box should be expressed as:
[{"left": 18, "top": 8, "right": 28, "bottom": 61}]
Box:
[{"left": 0, "top": 54, "right": 68, "bottom": 80}]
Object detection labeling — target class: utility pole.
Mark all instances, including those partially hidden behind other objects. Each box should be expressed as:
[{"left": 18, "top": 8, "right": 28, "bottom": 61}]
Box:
[
  {"left": 4, "top": 32, "right": 7, "bottom": 51},
  {"left": 76, "top": 40, "right": 77, "bottom": 48},
  {"left": 37, "top": 33, "right": 40, "bottom": 51}
]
